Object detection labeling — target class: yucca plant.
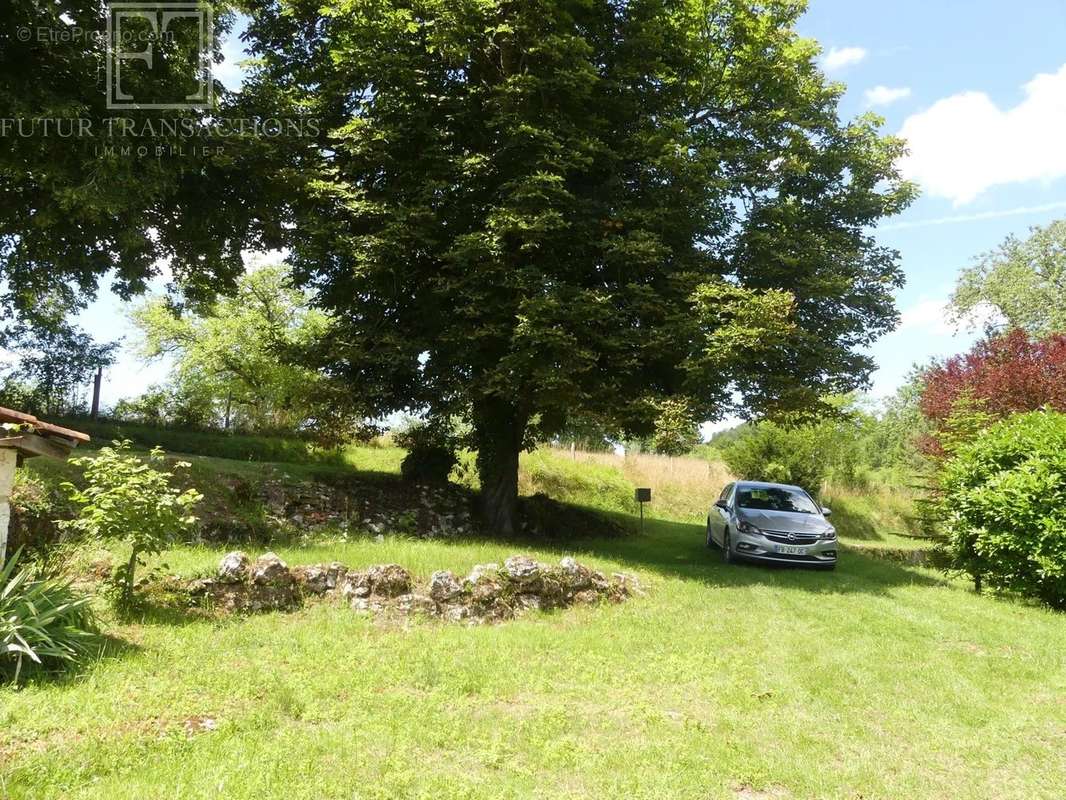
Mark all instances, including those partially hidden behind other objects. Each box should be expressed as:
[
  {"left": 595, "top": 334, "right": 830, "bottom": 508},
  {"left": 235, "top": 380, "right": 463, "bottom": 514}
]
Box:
[{"left": 1, "top": 550, "right": 99, "bottom": 683}]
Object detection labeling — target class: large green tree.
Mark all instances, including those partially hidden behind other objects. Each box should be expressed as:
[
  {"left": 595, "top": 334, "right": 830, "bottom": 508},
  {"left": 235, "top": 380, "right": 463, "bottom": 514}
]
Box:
[
  {"left": 240, "top": 0, "right": 914, "bottom": 532},
  {"left": 0, "top": 1, "right": 278, "bottom": 322},
  {"left": 950, "top": 219, "right": 1066, "bottom": 336}
]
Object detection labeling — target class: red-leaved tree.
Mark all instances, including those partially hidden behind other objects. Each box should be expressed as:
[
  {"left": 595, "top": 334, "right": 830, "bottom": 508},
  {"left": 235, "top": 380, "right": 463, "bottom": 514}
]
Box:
[{"left": 919, "top": 330, "right": 1066, "bottom": 453}]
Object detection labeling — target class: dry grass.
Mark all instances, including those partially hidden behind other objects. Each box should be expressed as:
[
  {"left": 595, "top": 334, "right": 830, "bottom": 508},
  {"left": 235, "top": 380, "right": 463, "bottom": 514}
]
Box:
[{"left": 543, "top": 447, "right": 733, "bottom": 522}]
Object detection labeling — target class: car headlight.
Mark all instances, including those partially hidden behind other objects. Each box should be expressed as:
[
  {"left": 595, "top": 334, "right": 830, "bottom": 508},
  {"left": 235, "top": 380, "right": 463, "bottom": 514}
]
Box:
[
  {"left": 821, "top": 527, "right": 837, "bottom": 540},
  {"left": 737, "top": 520, "right": 762, "bottom": 535}
]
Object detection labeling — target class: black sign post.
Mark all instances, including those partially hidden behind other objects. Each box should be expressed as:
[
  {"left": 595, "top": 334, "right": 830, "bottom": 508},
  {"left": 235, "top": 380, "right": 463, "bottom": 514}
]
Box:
[{"left": 635, "top": 487, "right": 651, "bottom": 533}]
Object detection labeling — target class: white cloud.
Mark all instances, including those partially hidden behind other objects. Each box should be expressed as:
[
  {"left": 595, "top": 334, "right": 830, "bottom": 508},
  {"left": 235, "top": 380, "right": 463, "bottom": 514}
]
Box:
[
  {"left": 864, "top": 85, "right": 911, "bottom": 107},
  {"left": 898, "top": 297, "right": 1003, "bottom": 336},
  {"left": 822, "top": 46, "right": 867, "bottom": 71},
  {"left": 880, "top": 199, "right": 1066, "bottom": 230},
  {"left": 898, "top": 298, "right": 957, "bottom": 336},
  {"left": 899, "top": 63, "right": 1066, "bottom": 205}
]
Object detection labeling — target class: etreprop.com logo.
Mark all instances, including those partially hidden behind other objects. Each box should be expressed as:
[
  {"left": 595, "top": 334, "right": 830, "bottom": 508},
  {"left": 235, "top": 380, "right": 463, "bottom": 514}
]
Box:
[{"left": 106, "top": 2, "right": 213, "bottom": 110}]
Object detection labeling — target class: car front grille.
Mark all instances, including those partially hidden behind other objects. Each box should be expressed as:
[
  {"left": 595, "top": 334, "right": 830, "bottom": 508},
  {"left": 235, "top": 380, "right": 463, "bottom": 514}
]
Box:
[{"left": 762, "top": 529, "right": 820, "bottom": 545}]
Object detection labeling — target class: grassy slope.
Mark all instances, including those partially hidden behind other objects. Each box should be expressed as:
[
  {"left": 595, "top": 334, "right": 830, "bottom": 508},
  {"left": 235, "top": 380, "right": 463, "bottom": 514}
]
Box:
[{"left": 3, "top": 444, "right": 1064, "bottom": 799}]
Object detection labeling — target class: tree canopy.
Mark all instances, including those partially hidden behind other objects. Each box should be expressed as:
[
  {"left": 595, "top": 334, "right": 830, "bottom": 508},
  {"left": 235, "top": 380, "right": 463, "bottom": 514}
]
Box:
[
  {"left": 0, "top": 1, "right": 278, "bottom": 323},
  {"left": 950, "top": 219, "right": 1066, "bottom": 336},
  {"left": 5, "top": 0, "right": 916, "bottom": 533},
  {"left": 0, "top": 303, "right": 116, "bottom": 417},
  {"left": 239, "top": 0, "right": 914, "bottom": 531}
]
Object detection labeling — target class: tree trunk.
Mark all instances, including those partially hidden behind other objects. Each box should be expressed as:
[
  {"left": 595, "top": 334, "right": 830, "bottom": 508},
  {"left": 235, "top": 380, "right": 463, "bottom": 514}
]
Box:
[{"left": 473, "top": 397, "right": 526, "bottom": 536}]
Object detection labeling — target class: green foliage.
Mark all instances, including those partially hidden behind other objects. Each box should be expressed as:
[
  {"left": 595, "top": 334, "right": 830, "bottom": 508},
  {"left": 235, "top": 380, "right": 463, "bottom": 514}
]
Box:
[
  {"left": 0, "top": 1, "right": 262, "bottom": 325},
  {"left": 951, "top": 219, "right": 1066, "bottom": 335},
  {"left": 649, "top": 399, "right": 701, "bottom": 456},
  {"left": 0, "top": 303, "right": 116, "bottom": 417},
  {"left": 129, "top": 263, "right": 345, "bottom": 434},
  {"left": 395, "top": 420, "right": 459, "bottom": 484},
  {"left": 110, "top": 385, "right": 216, "bottom": 430},
  {"left": 241, "top": 0, "right": 914, "bottom": 530},
  {"left": 6, "top": 470, "right": 68, "bottom": 561},
  {"left": 60, "top": 442, "right": 202, "bottom": 612},
  {"left": 721, "top": 421, "right": 826, "bottom": 493},
  {"left": 937, "top": 410, "right": 1066, "bottom": 608},
  {"left": 721, "top": 389, "right": 934, "bottom": 494},
  {"left": 862, "top": 367, "right": 933, "bottom": 475},
  {"left": 1, "top": 550, "right": 98, "bottom": 683},
  {"left": 58, "top": 417, "right": 349, "bottom": 467},
  {"left": 936, "top": 393, "right": 997, "bottom": 457}
]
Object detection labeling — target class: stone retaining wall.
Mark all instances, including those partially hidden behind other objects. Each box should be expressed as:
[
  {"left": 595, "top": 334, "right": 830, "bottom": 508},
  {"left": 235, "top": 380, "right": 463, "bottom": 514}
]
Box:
[{"left": 185, "top": 551, "right": 642, "bottom": 624}]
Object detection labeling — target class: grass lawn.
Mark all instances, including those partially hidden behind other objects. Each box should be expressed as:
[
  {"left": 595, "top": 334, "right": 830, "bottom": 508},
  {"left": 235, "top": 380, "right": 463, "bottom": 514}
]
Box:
[{"left": 3, "top": 514, "right": 1064, "bottom": 799}]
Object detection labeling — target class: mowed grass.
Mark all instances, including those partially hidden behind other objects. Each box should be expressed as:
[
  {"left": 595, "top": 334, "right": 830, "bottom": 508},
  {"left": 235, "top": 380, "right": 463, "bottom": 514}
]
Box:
[{"left": 3, "top": 516, "right": 1066, "bottom": 799}]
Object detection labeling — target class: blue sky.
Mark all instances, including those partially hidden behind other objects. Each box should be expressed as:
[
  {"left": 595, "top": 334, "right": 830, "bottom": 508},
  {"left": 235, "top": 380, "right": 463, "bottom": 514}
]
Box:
[
  {"left": 800, "top": 0, "right": 1066, "bottom": 398},
  {"left": 74, "top": 0, "right": 1066, "bottom": 415}
]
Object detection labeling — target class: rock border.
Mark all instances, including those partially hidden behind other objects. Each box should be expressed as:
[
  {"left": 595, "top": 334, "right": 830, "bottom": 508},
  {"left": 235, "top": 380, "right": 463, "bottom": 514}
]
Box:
[{"left": 186, "top": 551, "right": 643, "bottom": 624}]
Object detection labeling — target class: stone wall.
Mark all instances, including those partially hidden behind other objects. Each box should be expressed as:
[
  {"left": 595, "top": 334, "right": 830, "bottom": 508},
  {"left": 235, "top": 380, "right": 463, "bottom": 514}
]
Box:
[{"left": 185, "top": 551, "right": 642, "bottom": 624}]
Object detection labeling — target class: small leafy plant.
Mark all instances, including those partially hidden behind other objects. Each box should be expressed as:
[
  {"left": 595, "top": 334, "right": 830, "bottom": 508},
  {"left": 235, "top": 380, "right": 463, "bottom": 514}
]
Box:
[
  {"left": 60, "top": 441, "right": 202, "bottom": 613},
  {"left": 1, "top": 549, "right": 98, "bottom": 683}
]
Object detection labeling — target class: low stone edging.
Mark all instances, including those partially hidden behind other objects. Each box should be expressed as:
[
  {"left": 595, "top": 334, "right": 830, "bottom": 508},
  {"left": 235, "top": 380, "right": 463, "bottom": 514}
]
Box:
[{"left": 185, "top": 551, "right": 643, "bottom": 624}]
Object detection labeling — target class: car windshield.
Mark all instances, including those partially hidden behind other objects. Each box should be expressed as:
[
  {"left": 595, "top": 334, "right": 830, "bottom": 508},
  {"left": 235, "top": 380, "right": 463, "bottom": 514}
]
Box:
[{"left": 736, "top": 486, "right": 819, "bottom": 515}]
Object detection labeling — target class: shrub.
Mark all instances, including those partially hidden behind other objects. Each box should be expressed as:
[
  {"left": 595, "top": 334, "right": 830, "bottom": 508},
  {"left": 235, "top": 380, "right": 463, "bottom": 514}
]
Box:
[
  {"left": 919, "top": 329, "right": 1066, "bottom": 455},
  {"left": 1, "top": 551, "right": 98, "bottom": 683},
  {"left": 721, "top": 422, "right": 826, "bottom": 494},
  {"left": 7, "top": 470, "right": 65, "bottom": 559},
  {"left": 938, "top": 410, "right": 1066, "bottom": 608},
  {"left": 395, "top": 421, "right": 458, "bottom": 483},
  {"left": 60, "top": 441, "right": 202, "bottom": 612}
]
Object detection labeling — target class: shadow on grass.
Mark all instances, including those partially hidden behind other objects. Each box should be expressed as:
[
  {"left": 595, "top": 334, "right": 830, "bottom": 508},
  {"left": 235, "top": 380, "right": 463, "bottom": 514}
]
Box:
[
  {"left": 124, "top": 600, "right": 219, "bottom": 628},
  {"left": 4, "top": 633, "right": 142, "bottom": 689},
  {"left": 575, "top": 514, "right": 947, "bottom": 596}
]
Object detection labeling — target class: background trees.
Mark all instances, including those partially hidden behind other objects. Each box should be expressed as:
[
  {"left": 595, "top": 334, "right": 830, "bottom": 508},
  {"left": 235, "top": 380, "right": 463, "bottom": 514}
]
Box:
[
  {"left": 241, "top": 0, "right": 914, "bottom": 532},
  {"left": 950, "top": 219, "right": 1066, "bottom": 336},
  {"left": 128, "top": 264, "right": 340, "bottom": 434},
  {"left": 0, "top": 312, "right": 116, "bottom": 417}
]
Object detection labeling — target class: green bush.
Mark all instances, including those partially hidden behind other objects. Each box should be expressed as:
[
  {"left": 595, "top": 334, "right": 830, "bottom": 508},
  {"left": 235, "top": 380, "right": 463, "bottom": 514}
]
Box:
[
  {"left": 650, "top": 398, "right": 701, "bottom": 456},
  {"left": 60, "top": 441, "right": 202, "bottom": 613},
  {"left": 7, "top": 470, "right": 66, "bottom": 559},
  {"left": 721, "top": 422, "right": 826, "bottom": 494},
  {"left": 938, "top": 410, "right": 1066, "bottom": 608},
  {"left": 394, "top": 420, "right": 458, "bottom": 483},
  {"left": 1, "top": 551, "right": 98, "bottom": 683}
]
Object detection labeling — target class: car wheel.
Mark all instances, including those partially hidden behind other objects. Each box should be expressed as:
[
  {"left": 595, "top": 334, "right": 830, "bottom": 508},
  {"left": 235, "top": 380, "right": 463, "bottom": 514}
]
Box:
[
  {"left": 722, "top": 529, "right": 734, "bottom": 564},
  {"left": 706, "top": 518, "right": 716, "bottom": 549}
]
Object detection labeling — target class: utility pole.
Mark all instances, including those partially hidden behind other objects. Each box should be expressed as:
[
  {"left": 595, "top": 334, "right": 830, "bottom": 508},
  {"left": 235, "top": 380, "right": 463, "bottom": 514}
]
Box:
[{"left": 90, "top": 366, "right": 103, "bottom": 420}]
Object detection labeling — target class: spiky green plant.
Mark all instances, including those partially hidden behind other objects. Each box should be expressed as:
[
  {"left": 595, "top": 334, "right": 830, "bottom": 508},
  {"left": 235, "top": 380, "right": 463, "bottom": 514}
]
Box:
[{"left": 1, "top": 550, "right": 98, "bottom": 683}]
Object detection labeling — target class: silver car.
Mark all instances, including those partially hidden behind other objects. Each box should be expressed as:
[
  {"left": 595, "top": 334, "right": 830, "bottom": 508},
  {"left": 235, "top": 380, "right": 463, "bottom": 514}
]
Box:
[{"left": 706, "top": 481, "right": 837, "bottom": 569}]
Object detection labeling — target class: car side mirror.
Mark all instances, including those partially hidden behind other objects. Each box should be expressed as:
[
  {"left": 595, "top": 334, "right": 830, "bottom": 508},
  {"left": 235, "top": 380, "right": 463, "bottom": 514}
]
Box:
[
  {"left": 714, "top": 500, "right": 729, "bottom": 511},
  {"left": 821, "top": 507, "right": 832, "bottom": 517}
]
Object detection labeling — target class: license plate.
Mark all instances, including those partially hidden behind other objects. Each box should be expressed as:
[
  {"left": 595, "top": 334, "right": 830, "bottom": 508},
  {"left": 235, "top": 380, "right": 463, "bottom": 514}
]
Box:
[{"left": 776, "top": 545, "right": 807, "bottom": 555}]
